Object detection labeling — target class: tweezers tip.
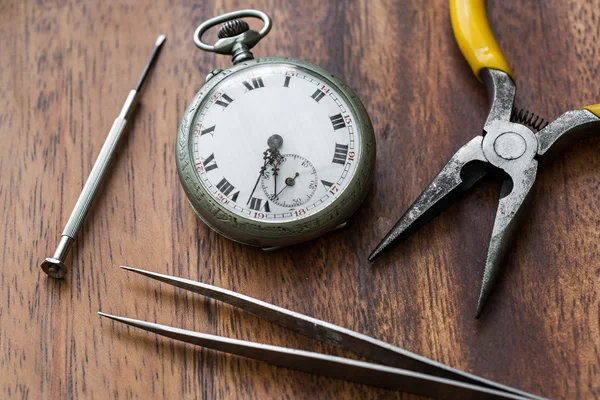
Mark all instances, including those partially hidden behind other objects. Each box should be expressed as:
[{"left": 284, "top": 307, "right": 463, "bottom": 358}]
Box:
[
  {"left": 120, "top": 265, "right": 164, "bottom": 280},
  {"left": 98, "top": 311, "right": 114, "bottom": 319},
  {"left": 121, "top": 265, "right": 148, "bottom": 276},
  {"left": 98, "top": 311, "right": 135, "bottom": 326}
]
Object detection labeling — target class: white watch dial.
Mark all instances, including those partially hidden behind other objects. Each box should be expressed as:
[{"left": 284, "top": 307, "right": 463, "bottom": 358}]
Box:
[{"left": 191, "top": 63, "right": 361, "bottom": 223}]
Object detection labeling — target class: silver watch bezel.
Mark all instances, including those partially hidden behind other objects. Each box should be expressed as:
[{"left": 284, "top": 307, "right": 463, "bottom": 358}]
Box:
[{"left": 176, "top": 57, "right": 375, "bottom": 247}]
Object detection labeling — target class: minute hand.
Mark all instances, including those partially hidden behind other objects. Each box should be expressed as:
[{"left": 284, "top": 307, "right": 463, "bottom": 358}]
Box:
[{"left": 247, "top": 155, "right": 270, "bottom": 205}]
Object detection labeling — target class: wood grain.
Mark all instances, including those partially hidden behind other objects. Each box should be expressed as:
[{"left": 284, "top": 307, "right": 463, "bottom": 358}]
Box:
[{"left": 1, "top": 0, "right": 599, "bottom": 398}]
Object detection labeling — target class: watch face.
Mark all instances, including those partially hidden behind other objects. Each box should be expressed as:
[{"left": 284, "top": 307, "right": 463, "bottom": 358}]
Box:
[{"left": 190, "top": 62, "right": 362, "bottom": 223}]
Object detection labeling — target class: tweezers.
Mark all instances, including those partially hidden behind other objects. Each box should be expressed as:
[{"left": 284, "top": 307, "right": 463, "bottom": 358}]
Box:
[{"left": 99, "top": 267, "right": 545, "bottom": 400}]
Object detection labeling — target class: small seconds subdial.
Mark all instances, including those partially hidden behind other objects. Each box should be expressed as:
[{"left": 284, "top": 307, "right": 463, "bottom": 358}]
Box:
[{"left": 261, "top": 154, "right": 318, "bottom": 207}]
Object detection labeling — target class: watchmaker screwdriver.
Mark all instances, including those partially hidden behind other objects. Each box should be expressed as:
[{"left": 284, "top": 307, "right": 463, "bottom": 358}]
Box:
[{"left": 40, "top": 34, "right": 166, "bottom": 279}]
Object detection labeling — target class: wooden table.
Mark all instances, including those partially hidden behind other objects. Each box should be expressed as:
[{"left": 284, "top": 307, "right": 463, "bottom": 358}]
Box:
[{"left": 2, "top": 0, "right": 599, "bottom": 398}]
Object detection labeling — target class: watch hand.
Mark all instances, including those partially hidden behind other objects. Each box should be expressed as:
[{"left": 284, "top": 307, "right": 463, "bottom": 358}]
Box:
[
  {"left": 247, "top": 135, "right": 284, "bottom": 204},
  {"left": 272, "top": 154, "right": 283, "bottom": 197},
  {"left": 247, "top": 155, "right": 269, "bottom": 205},
  {"left": 274, "top": 172, "right": 299, "bottom": 200},
  {"left": 274, "top": 183, "right": 287, "bottom": 200}
]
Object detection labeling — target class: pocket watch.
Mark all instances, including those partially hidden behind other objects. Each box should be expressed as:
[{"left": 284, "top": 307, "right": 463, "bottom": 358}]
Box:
[{"left": 176, "top": 10, "right": 376, "bottom": 248}]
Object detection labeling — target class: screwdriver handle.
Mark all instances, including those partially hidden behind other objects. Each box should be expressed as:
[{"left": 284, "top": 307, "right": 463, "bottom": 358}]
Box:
[
  {"left": 41, "top": 93, "right": 133, "bottom": 279},
  {"left": 62, "top": 117, "right": 126, "bottom": 236},
  {"left": 62, "top": 91, "right": 133, "bottom": 238},
  {"left": 450, "top": 0, "right": 514, "bottom": 81}
]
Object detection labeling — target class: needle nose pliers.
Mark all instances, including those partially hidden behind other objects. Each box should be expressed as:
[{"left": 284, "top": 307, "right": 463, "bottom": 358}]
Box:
[{"left": 369, "top": 0, "right": 600, "bottom": 318}]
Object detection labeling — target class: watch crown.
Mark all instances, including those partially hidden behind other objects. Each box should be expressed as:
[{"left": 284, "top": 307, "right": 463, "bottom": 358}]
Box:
[{"left": 217, "top": 19, "right": 250, "bottom": 39}]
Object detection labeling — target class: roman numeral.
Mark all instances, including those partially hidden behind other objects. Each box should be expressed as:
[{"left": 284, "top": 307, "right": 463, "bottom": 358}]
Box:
[
  {"left": 249, "top": 197, "right": 270, "bottom": 212},
  {"left": 310, "top": 89, "right": 326, "bottom": 103},
  {"left": 201, "top": 125, "right": 215, "bottom": 136},
  {"left": 321, "top": 180, "right": 333, "bottom": 189},
  {"left": 332, "top": 143, "right": 349, "bottom": 165},
  {"left": 283, "top": 76, "right": 291, "bottom": 88},
  {"left": 215, "top": 93, "right": 234, "bottom": 108},
  {"left": 242, "top": 77, "right": 265, "bottom": 91},
  {"left": 202, "top": 153, "right": 218, "bottom": 172},
  {"left": 329, "top": 114, "right": 346, "bottom": 130},
  {"left": 216, "top": 178, "right": 239, "bottom": 202}
]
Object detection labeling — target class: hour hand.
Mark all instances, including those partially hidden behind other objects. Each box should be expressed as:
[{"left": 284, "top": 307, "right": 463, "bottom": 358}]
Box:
[
  {"left": 271, "top": 153, "right": 284, "bottom": 197},
  {"left": 247, "top": 135, "right": 284, "bottom": 204}
]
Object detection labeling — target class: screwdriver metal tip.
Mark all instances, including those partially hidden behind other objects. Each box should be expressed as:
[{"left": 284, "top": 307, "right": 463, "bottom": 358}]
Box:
[
  {"left": 155, "top": 34, "right": 166, "bottom": 46},
  {"left": 135, "top": 34, "right": 166, "bottom": 92}
]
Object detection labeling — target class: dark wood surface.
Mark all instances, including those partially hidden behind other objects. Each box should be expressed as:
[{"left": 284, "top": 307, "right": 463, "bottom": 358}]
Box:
[{"left": 2, "top": 0, "right": 599, "bottom": 398}]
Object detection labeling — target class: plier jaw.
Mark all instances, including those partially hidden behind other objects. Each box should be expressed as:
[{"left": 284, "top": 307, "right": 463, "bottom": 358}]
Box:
[
  {"left": 370, "top": 0, "right": 600, "bottom": 317},
  {"left": 368, "top": 136, "right": 489, "bottom": 263}
]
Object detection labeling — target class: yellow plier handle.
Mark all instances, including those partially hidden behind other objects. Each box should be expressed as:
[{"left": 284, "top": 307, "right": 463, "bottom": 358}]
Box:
[
  {"left": 450, "top": 0, "right": 513, "bottom": 81},
  {"left": 450, "top": 0, "right": 600, "bottom": 117},
  {"left": 585, "top": 104, "right": 600, "bottom": 117}
]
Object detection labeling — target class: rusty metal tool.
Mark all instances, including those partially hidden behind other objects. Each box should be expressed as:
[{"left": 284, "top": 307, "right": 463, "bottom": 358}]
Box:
[
  {"left": 99, "top": 266, "right": 545, "bottom": 399},
  {"left": 40, "top": 35, "right": 166, "bottom": 279},
  {"left": 369, "top": 0, "right": 600, "bottom": 317}
]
